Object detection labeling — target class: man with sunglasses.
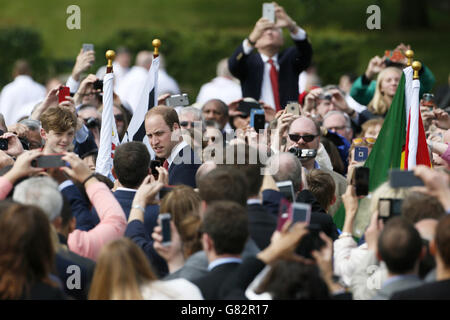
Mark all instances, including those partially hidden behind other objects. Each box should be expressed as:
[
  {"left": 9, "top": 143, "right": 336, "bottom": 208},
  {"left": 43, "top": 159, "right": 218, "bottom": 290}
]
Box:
[
  {"left": 288, "top": 117, "right": 348, "bottom": 216},
  {"left": 287, "top": 117, "right": 321, "bottom": 172},
  {"left": 179, "top": 107, "right": 202, "bottom": 130}
]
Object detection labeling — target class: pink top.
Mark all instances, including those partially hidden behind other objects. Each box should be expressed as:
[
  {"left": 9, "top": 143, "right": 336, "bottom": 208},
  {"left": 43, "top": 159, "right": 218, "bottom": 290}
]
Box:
[
  {"left": 68, "top": 182, "right": 126, "bottom": 260},
  {"left": 0, "top": 177, "right": 127, "bottom": 261},
  {"left": 441, "top": 143, "right": 450, "bottom": 165}
]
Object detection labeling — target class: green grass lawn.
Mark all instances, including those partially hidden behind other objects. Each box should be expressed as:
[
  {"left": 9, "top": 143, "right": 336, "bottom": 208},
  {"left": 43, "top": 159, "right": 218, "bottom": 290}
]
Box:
[{"left": 1, "top": 0, "right": 449, "bottom": 94}]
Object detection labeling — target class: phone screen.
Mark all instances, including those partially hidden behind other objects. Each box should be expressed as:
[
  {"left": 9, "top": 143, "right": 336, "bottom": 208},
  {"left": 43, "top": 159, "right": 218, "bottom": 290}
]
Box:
[
  {"left": 378, "top": 199, "right": 391, "bottom": 219},
  {"left": 277, "top": 181, "right": 295, "bottom": 202},
  {"left": 354, "top": 146, "right": 369, "bottom": 162},
  {"left": 262, "top": 3, "right": 275, "bottom": 23},
  {"left": 354, "top": 167, "right": 369, "bottom": 196},
  {"left": 276, "top": 199, "right": 292, "bottom": 231},
  {"left": 250, "top": 110, "right": 265, "bottom": 131},
  {"left": 389, "top": 169, "right": 424, "bottom": 188},
  {"left": 160, "top": 214, "right": 171, "bottom": 245},
  {"left": 32, "top": 155, "right": 67, "bottom": 168},
  {"left": 292, "top": 203, "right": 311, "bottom": 225}
]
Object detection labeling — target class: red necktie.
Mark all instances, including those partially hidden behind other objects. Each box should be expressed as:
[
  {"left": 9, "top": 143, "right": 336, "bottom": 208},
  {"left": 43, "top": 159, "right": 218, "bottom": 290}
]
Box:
[
  {"left": 268, "top": 58, "right": 281, "bottom": 112},
  {"left": 163, "top": 160, "right": 169, "bottom": 170}
]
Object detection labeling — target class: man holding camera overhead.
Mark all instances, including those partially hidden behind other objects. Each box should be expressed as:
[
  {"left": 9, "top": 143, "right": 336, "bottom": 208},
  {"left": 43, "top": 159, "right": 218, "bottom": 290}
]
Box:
[{"left": 228, "top": 2, "right": 312, "bottom": 111}]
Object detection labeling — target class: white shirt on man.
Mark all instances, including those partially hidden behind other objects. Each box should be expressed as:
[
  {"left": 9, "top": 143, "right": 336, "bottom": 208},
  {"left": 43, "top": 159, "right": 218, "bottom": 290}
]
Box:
[
  {"left": 196, "top": 76, "right": 242, "bottom": 105},
  {"left": 0, "top": 75, "right": 46, "bottom": 125}
]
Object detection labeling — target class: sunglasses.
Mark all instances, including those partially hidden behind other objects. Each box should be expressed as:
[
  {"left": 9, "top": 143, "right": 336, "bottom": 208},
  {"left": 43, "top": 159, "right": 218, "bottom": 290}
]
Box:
[
  {"left": 114, "top": 114, "right": 124, "bottom": 122},
  {"left": 180, "top": 121, "right": 200, "bottom": 128},
  {"left": 237, "top": 113, "right": 249, "bottom": 119},
  {"left": 353, "top": 137, "right": 376, "bottom": 145},
  {"left": 288, "top": 134, "right": 317, "bottom": 143}
]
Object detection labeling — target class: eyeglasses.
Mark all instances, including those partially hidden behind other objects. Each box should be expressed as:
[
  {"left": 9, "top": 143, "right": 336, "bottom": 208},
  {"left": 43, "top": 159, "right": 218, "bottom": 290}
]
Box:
[
  {"left": 288, "top": 134, "right": 318, "bottom": 143},
  {"left": 180, "top": 121, "right": 200, "bottom": 128},
  {"left": 237, "top": 113, "right": 249, "bottom": 119},
  {"left": 353, "top": 137, "right": 376, "bottom": 145}
]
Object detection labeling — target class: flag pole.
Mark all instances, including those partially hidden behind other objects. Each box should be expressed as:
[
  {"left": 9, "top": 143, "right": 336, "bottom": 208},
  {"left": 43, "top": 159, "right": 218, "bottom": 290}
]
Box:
[
  {"left": 152, "top": 39, "right": 161, "bottom": 58},
  {"left": 412, "top": 61, "right": 422, "bottom": 80},
  {"left": 405, "top": 50, "right": 414, "bottom": 67},
  {"left": 106, "top": 50, "right": 116, "bottom": 73}
]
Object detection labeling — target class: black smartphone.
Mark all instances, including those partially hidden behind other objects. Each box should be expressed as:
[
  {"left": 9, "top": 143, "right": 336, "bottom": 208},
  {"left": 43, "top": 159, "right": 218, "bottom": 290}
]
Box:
[
  {"left": 159, "top": 213, "right": 171, "bottom": 246},
  {"left": 32, "top": 155, "right": 67, "bottom": 168},
  {"left": 295, "top": 224, "right": 326, "bottom": 260},
  {"left": 150, "top": 160, "right": 162, "bottom": 180},
  {"left": 389, "top": 169, "right": 424, "bottom": 188},
  {"left": 93, "top": 79, "right": 103, "bottom": 92},
  {"left": 250, "top": 109, "right": 265, "bottom": 131},
  {"left": 354, "top": 167, "right": 369, "bottom": 196},
  {"left": 378, "top": 198, "right": 403, "bottom": 222}
]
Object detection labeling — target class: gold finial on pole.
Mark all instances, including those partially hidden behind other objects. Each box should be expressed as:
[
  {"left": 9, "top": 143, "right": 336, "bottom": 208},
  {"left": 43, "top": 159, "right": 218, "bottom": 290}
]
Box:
[
  {"left": 405, "top": 49, "right": 414, "bottom": 67},
  {"left": 412, "top": 61, "right": 421, "bottom": 80},
  {"left": 152, "top": 39, "right": 161, "bottom": 57},
  {"left": 105, "top": 50, "right": 116, "bottom": 73}
]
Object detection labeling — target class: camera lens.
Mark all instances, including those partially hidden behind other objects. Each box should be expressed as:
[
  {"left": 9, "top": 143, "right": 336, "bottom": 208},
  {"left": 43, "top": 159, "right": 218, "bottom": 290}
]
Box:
[{"left": 85, "top": 117, "right": 100, "bottom": 128}]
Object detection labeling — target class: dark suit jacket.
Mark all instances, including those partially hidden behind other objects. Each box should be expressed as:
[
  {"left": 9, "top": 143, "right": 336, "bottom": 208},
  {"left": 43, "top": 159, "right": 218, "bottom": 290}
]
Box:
[
  {"left": 262, "top": 189, "right": 339, "bottom": 241},
  {"left": 247, "top": 203, "right": 277, "bottom": 250},
  {"left": 168, "top": 145, "right": 201, "bottom": 188},
  {"left": 61, "top": 184, "right": 99, "bottom": 231},
  {"left": 125, "top": 220, "right": 169, "bottom": 278},
  {"left": 228, "top": 38, "right": 313, "bottom": 108},
  {"left": 112, "top": 189, "right": 160, "bottom": 237},
  {"left": 296, "top": 190, "right": 339, "bottom": 241},
  {"left": 192, "top": 262, "right": 241, "bottom": 300},
  {"left": 390, "top": 279, "right": 450, "bottom": 300}
]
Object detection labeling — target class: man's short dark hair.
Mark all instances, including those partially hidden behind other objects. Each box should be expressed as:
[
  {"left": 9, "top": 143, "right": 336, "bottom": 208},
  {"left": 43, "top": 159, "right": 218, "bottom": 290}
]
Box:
[
  {"left": 221, "top": 144, "right": 263, "bottom": 198},
  {"left": 113, "top": 142, "right": 149, "bottom": 189},
  {"left": 306, "top": 170, "right": 335, "bottom": 211},
  {"left": 436, "top": 215, "right": 450, "bottom": 268},
  {"left": 378, "top": 217, "right": 423, "bottom": 274},
  {"left": 401, "top": 192, "right": 445, "bottom": 223},
  {"left": 198, "top": 167, "right": 247, "bottom": 206},
  {"left": 201, "top": 201, "right": 248, "bottom": 255}
]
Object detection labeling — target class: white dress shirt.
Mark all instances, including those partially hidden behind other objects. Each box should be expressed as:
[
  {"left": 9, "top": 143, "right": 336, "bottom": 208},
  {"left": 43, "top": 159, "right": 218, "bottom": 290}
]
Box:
[
  {"left": 196, "top": 76, "right": 242, "bottom": 105},
  {"left": 0, "top": 75, "right": 46, "bottom": 125}
]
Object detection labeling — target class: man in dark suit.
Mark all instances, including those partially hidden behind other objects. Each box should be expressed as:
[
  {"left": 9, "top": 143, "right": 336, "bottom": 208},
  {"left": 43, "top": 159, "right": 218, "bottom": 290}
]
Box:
[
  {"left": 145, "top": 105, "right": 200, "bottom": 188},
  {"left": 228, "top": 2, "right": 312, "bottom": 110},
  {"left": 223, "top": 144, "right": 277, "bottom": 250},
  {"left": 391, "top": 215, "right": 450, "bottom": 300},
  {"left": 112, "top": 142, "right": 168, "bottom": 276},
  {"left": 371, "top": 217, "right": 424, "bottom": 300},
  {"left": 192, "top": 201, "right": 249, "bottom": 300}
]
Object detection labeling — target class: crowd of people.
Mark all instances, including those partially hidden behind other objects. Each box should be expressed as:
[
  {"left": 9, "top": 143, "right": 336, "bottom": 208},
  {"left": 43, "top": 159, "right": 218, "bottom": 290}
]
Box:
[{"left": 0, "top": 2, "right": 449, "bottom": 300}]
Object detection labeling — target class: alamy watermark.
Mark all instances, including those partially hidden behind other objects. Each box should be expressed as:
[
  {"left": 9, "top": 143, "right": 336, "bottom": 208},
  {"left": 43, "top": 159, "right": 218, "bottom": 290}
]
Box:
[
  {"left": 66, "top": 5, "right": 81, "bottom": 30},
  {"left": 366, "top": 5, "right": 381, "bottom": 30}
]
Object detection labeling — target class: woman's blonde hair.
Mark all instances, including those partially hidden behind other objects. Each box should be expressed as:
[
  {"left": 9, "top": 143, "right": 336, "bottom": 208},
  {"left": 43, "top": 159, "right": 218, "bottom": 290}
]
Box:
[
  {"left": 160, "top": 185, "right": 202, "bottom": 258},
  {"left": 369, "top": 181, "right": 410, "bottom": 215},
  {"left": 88, "top": 238, "right": 157, "bottom": 300},
  {"left": 367, "top": 67, "right": 402, "bottom": 115}
]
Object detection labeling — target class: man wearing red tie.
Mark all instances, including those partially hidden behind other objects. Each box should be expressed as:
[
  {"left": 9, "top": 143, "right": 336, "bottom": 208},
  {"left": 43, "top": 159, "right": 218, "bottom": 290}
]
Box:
[
  {"left": 145, "top": 105, "right": 200, "bottom": 188},
  {"left": 228, "top": 2, "right": 312, "bottom": 111}
]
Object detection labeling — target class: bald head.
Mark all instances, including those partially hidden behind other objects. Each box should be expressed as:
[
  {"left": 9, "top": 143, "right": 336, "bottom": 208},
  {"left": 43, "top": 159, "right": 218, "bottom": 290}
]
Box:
[
  {"left": 195, "top": 161, "right": 217, "bottom": 187},
  {"left": 415, "top": 219, "right": 438, "bottom": 242},
  {"left": 135, "top": 51, "right": 153, "bottom": 69},
  {"left": 266, "top": 152, "right": 302, "bottom": 192}
]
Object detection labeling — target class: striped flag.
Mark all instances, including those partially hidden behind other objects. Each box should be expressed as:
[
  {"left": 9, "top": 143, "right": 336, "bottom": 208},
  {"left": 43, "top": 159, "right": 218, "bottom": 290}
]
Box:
[
  {"left": 96, "top": 72, "right": 120, "bottom": 177},
  {"left": 122, "top": 55, "right": 159, "bottom": 144},
  {"left": 333, "top": 66, "right": 431, "bottom": 231}
]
